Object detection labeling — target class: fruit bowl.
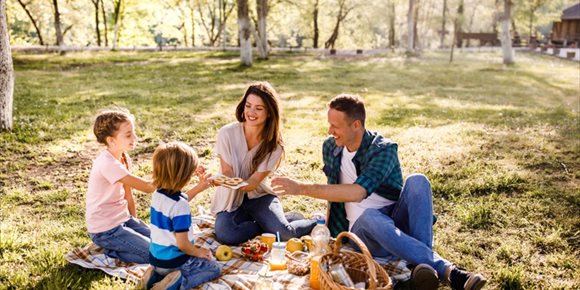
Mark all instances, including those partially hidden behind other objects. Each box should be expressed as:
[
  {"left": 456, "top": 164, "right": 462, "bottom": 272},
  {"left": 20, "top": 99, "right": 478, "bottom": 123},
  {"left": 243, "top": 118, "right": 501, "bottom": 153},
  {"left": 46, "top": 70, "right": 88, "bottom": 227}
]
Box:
[{"left": 241, "top": 239, "right": 269, "bottom": 262}]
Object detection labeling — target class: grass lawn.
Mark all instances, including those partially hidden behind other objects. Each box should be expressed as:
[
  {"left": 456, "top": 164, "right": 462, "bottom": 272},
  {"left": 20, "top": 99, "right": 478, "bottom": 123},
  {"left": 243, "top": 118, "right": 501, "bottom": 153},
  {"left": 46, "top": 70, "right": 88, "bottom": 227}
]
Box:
[{"left": 0, "top": 50, "right": 578, "bottom": 289}]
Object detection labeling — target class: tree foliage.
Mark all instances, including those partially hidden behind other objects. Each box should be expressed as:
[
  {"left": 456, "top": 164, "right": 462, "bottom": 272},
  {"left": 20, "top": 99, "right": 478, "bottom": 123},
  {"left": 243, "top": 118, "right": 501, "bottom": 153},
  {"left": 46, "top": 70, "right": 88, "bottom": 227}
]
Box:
[{"left": 4, "top": 0, "right": 577, "bottom": 49}]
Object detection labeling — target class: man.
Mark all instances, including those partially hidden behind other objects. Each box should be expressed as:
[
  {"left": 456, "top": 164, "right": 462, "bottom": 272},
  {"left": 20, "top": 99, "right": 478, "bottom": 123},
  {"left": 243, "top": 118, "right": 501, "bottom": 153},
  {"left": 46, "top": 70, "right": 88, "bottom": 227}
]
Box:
[{"left": 271, "top": 94, "right": 486, "bottom": 290}]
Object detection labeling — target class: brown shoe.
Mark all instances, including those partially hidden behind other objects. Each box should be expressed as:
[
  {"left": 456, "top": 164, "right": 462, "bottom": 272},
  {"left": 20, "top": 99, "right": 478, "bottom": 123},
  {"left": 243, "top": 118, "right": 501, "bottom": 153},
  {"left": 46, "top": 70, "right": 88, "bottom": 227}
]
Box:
[
  {"left": 412, "top": 264, "right": 439, "bottom": 290},
  {"left": 151, "top": 270, "right": 182, "bottom": 290}
]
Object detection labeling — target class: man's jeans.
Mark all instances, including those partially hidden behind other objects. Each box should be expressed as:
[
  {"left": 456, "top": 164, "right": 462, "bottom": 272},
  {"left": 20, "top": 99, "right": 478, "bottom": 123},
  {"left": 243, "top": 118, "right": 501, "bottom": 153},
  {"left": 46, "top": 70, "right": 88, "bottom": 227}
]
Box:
[
  {"left": 89, "top": 217, "right": 150, "bottom": 264},
  {"left": 351, "top": 174, "right": 452, "bottom": 277},
  {"left": 155, "top": 256, "right": 221, "bottom": 289},
  {"left": 215, "top": 194, "right": 316, "bottom": 245}
]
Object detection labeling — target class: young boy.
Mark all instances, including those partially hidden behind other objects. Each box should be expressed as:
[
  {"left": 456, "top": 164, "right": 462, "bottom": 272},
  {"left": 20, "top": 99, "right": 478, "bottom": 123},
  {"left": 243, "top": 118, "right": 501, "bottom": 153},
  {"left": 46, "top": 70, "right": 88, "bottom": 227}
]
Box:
[{"left": 140, "top": 142, "right": 221, "bottom": 290}]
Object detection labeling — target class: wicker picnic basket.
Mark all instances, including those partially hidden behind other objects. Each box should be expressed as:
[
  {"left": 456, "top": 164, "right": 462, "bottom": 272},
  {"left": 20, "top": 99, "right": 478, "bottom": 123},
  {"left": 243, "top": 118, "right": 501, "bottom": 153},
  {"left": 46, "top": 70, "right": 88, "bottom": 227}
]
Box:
[{"left": 318, "top": 232, "right": 393, "bottom": 290}]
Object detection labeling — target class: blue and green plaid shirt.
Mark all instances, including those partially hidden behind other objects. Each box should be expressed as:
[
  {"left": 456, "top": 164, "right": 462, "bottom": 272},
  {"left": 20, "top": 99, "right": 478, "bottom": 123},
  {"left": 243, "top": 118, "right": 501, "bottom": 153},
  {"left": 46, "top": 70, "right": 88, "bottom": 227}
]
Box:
[{"left": 323, "top": 130, "right": 403, "bottom": 237}]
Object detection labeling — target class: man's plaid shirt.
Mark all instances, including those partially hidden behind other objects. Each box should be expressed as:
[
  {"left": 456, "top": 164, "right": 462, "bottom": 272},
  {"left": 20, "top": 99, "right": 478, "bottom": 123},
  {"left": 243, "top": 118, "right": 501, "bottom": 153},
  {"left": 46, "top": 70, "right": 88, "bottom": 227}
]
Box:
[{"left": 322, "top": 130, "right": 403, "bottom": 237}]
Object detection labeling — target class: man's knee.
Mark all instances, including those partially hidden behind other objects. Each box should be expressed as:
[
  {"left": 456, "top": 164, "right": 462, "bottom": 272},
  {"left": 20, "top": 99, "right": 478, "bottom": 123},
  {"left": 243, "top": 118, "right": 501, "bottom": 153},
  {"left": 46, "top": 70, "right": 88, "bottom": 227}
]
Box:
[
  {"left": 406, "top": 173, "right": 431, "bottom": 187},
  {"left": 355, "top": 208, "right": 391, "bottom": 231}
]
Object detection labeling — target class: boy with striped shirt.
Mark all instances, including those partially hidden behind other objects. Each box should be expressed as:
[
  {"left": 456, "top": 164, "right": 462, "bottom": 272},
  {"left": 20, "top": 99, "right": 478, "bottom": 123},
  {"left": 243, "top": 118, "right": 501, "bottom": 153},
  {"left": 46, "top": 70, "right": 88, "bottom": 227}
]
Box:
[{"left": 140, "top": 142, "right": 221, "bottom": 290}]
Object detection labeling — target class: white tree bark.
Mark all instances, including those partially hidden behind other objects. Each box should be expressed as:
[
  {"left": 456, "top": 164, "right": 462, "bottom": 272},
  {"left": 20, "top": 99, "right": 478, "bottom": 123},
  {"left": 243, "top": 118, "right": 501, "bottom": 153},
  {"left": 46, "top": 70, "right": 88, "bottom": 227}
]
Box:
[
  {"left": 407, "top": 0, "right": 415, "bottom": 52},
  {"left": 256, "top": 0, "right": 268, "bottom": 59},
  {"left": 500, "top": 0, "right": 514, "bottom": 64},
  {"left": 0, "top": 0, "right": 14, "bottom": 132},
  {"left": 112, "top": 0, "right": 123, "bottom": 50},
  {"left": 237, "top": 0, "right": 252, "bottom": 66}
]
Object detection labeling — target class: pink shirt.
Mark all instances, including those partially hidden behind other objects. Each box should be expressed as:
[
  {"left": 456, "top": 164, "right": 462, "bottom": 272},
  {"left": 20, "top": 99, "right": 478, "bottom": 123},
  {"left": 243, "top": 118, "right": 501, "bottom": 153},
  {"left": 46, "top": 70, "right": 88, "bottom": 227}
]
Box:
[{"left": 85, "top": 150, "right": 132, "bottom": 233}]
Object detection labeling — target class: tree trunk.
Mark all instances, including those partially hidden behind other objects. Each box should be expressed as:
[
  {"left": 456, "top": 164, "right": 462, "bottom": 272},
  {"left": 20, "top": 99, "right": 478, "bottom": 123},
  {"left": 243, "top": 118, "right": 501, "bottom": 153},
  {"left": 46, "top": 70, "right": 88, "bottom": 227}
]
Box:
[
  {"left": 406, "top": 0, "right": 415, "bottom": 52},
  {"left": 256, "top": 0, "right": 268, "bottom": 59},
  {"left": 324, "top": 0, "right": 352, "bottom": 50},
  {"left": 500, "top": 0, "right": 514, "bottom": 64},
  {"left": 324, "top": 20, "right": 340, "bottom": 49},
  {"left": 0, "top": 0, "right": 14, "bottom": 132},
  {"left": 91, "top": 0, "right": 102, "bottom": 46},
  {"left": 237, "top": 0, "right": 252, "bottom": 66},
  {"left": 189, "top": 0, "right": 195, "bottom": 46},
  {"left": 439, "top": 0, "right": 446, "bottom": 48},
  {"left": 313, "top": 0, "right": 319, "bottom": 49},
  {"left": 16, "top": 0, "right": 44, "bottom": 45},
  {"left": 388, "top": 0, "right": 395, "bottom": 48},
  {"left": 112, "top": 0, "right": 123, "bottom": 50},
  {"left": 413, "top": 0, "right": 419, "bottom": 49},
  {"left": 100, "top": 0, "right": 108, "bottom": 46},
  {"left": 454, "top": 0, "right": 464, "bottom": 48},
  {"left": 529, "top": 7, "right": 534, "bottom": 42},
  {"left": 52, "top": 0, "right": 64, "bottom": 46}
]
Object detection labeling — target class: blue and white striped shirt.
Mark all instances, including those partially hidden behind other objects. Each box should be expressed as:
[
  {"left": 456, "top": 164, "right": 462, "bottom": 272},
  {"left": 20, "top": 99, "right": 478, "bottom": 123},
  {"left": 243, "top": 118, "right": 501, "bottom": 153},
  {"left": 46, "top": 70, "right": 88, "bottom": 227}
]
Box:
[{"left": 149, "top": 189, "right": 195, "bottom": 268}]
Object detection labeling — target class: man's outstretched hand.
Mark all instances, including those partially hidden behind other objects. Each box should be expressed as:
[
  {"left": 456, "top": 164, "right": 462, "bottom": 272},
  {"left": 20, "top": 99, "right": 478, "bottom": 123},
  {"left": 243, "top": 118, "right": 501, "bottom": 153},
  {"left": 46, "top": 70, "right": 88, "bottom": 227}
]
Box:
[{"left": 271, "top": 177, "right": 302, "bottom": 196}]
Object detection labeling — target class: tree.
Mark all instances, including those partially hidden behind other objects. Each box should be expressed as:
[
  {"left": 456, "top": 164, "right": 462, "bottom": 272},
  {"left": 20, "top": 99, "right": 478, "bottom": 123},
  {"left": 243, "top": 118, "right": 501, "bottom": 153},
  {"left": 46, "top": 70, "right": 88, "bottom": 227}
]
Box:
[
  {"left": 1, "top": 0, "right": 14, "bottom": 132},
  {"left": 525, "top": 0, "right": 547, "bottom": 43},
  {"left": 51, "top": 0, "right": 64, "bottom": 46},
  {"left": 237, "top": 0, "right": 252, "bottom": 66},
  {"left": 454, "top": 0, "right": 464, "bottom": 48},
  {"left": 112, "top": 0, "right": 124, "bottom": 50},
  {"left": 450, "top": 0, "right": 465, "bottom": 62},
  {"left": 16, "top": 0, "right": 44, "bottom": 45},
  {"left": 168, "top": 0, "right": 189, "bottom": 47},
  {"left": 388, "top": 0, "right": 395, "bottom": 48},
  {"left": 412, "top": 0, "right": 420, "bottom": 49},
  {"left": 100, "top": 0, "right": 108, "bottom": 46},
  {"left": 197, "top": 0, "right": 235, "bottom": 46},
  {"left": 90, "top": 0, "right": 102, "bottom": 46},
  {"left": 406, "top": 0, "right": 415, "bottom": 52},
  {"left": 439, "top": 0, "right": 447, "bottom": 48},
  {"left": 324, "top": 0, "right": 355, "bottom": 49},
  {"left": 255, "top": 0, "right": 268, "bottom": 59},
  {"left": 188, "top": 0, "right": 196, "bottom": 46},
  {"left": 313, "top": 0, "right": 319, "bottom": 48},
  {"left": 499, "top": 0, "right": 514, "bottom": 64}
]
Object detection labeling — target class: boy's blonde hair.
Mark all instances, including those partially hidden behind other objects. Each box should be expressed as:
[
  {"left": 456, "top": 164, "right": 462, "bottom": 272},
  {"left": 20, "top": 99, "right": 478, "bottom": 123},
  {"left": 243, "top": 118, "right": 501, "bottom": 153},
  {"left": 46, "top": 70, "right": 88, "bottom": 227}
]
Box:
[
  {"left": 152, "top": 142, "right": 198, "bottom": 192},
  {"left": 93, "top": 108, "right": 135, "bottom": 145}
]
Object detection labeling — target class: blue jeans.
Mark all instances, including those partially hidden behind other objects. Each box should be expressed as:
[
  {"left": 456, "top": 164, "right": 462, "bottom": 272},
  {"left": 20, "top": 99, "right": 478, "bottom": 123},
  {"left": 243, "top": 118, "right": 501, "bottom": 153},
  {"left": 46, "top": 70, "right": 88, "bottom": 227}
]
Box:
[
  {"left": 89, "top": 217, "right": 151, "bottom": 264},
  {"left": 350, "top": 174, "right": 452, "bottom": 278},
  {"left": 215, "top": 194, "right": 317, "bottom": 245},
  {"left": 155, "top": 256, "right": 221, "bottom": 289}
]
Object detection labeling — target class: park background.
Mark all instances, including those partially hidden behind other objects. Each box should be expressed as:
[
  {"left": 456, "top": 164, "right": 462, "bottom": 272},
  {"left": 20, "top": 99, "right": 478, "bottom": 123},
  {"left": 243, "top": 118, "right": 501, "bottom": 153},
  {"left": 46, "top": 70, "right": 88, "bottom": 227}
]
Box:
[{"left": 0, "top": 0, "right": 579, "bottom": 289}]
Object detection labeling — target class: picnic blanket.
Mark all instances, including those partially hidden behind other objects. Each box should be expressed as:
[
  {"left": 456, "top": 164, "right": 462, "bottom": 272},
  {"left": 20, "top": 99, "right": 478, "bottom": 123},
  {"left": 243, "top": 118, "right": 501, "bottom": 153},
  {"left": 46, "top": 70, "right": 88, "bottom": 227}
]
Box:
[{"left": 65, "top": 215, "right": 410, "bottom": 289}]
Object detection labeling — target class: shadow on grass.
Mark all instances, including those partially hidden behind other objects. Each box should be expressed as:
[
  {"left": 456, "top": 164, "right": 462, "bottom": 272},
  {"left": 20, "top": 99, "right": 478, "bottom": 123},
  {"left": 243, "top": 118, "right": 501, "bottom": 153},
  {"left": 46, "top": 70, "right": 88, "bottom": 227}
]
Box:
[{"left": 31, "top": 263, "right": 116, "bottom": 290}]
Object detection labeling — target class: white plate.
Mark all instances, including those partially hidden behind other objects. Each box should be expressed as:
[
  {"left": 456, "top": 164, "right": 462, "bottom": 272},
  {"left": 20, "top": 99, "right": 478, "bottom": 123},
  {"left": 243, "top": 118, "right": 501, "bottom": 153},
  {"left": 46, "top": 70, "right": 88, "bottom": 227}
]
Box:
[{"left": 209, "top": 174, "right": 249, "bottom": 189}]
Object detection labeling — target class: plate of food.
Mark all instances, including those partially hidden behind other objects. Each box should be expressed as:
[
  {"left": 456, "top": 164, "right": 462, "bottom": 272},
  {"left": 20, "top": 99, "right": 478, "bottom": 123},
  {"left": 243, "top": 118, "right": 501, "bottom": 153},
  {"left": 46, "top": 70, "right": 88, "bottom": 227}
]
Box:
[
  {"left": 209, "top": 174, "right": 248, "bottom": 189},
  {"left": 241, "top": 239, "right": 269, "bottom": 262}
]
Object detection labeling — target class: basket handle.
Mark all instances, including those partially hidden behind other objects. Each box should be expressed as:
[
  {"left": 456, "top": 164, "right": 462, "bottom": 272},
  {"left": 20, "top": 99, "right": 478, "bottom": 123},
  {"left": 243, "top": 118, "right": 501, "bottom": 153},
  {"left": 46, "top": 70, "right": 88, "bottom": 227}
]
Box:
[{"left": 334, "top": 232, "right": 378, "bottom": 289}]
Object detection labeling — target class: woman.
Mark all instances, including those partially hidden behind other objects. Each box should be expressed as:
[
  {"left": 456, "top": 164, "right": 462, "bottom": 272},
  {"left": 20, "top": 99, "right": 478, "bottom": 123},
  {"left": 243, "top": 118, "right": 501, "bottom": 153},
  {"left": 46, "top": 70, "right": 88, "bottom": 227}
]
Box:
[{"left": 211, "top": 81, "right": 316, "bottom": 245}]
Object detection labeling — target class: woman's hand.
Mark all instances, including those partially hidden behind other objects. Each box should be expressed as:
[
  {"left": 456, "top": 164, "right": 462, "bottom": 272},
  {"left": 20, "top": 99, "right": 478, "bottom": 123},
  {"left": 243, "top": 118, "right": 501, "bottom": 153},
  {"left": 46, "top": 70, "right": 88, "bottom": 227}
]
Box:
[
  {"left": 238, "top": 171, "right": 270, "bottom": 192},
  {"left": 238, "top": 178, "right": 258, "bottom": 192}
]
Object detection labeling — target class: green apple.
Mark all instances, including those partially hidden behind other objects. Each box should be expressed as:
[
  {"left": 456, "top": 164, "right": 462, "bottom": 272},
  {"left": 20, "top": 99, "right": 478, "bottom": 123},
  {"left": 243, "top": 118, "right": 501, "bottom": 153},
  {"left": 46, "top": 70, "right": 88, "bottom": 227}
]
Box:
[{"left": 215, "top": 245, "right": 233, "bottom": 261}]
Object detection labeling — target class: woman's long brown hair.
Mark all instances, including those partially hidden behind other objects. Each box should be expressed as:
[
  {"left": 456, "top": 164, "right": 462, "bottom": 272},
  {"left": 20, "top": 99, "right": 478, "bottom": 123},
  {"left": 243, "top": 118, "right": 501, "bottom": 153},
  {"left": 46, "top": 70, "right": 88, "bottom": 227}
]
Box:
[{"left": 235, "top": 81, "right": 284, "bottom": 173}]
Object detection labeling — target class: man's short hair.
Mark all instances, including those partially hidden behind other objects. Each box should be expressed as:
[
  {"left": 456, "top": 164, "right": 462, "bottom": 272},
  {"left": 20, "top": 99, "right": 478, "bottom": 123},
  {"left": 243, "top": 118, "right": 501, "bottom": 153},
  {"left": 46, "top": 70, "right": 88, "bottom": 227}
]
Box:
[{"left": 328, "top": 94, "right": 366, "bottom": 127}]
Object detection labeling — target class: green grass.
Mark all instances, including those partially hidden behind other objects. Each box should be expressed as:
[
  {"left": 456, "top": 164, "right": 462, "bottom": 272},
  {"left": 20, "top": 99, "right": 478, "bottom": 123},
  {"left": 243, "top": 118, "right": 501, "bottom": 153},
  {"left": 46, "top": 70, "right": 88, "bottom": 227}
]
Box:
[{"left": 1, "top": 50, "right": 579, "bottom": 289}]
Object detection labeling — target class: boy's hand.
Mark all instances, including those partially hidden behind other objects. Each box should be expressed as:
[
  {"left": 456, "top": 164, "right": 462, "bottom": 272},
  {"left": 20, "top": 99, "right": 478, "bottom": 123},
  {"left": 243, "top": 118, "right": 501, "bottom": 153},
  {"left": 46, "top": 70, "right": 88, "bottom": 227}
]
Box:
[
  {"left": 198, "top": 172, "right": 213, "bottom": 190},
  {"left": 193, "top": 247, "right": 214, "bottom": 260},
  {"left": 195, "top": 166, "right": 207, "bottom": 178}
]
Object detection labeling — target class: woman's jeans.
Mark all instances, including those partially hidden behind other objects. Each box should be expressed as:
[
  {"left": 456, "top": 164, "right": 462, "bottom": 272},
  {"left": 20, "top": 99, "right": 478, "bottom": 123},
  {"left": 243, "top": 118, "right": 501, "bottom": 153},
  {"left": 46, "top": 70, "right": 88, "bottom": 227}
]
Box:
[
  {"left": 155, "top": 256, "right": 221, "bottom": 289},
  {"left": 89, "top": 217, "right": 151, "bottom": 264},
  {"left": 215, "top": 194, "right": 316, "bottom": 245},
  {"left": 350, "top": 174, "right": 452, "bottom": 278}
]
